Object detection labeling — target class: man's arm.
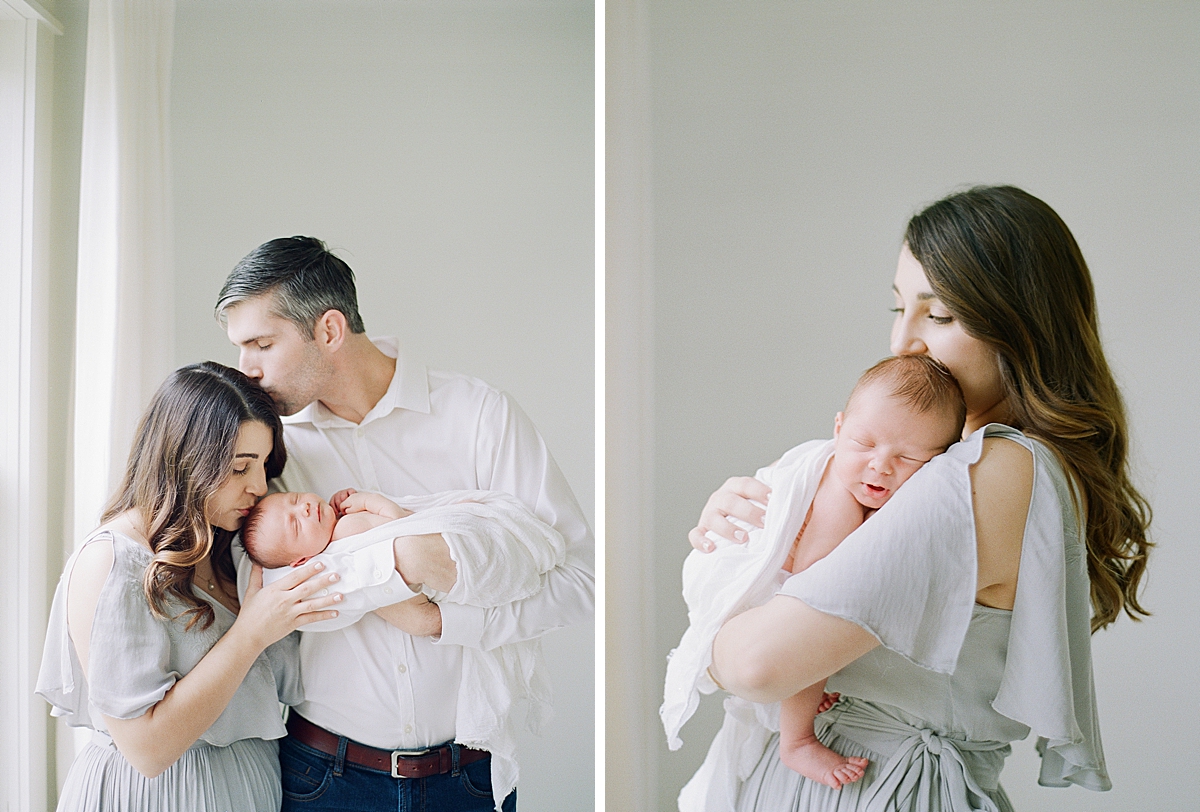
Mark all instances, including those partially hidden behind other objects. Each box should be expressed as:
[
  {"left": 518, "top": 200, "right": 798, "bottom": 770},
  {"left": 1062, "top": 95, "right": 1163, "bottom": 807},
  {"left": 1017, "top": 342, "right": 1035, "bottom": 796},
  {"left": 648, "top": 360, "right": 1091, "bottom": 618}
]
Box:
[{"left": 436, "top": 391, "right": 594, "bottom": 650}]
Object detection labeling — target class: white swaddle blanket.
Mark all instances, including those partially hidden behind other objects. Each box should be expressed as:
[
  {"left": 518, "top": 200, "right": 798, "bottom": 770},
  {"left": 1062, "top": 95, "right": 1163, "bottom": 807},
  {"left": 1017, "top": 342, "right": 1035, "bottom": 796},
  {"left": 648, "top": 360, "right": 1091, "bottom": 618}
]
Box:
[
  {"left": 236, "top": 489, "right": 567, "bottom": 812},
  {"left": 661, "top": 438, "right": 833, "bottom": 751}
]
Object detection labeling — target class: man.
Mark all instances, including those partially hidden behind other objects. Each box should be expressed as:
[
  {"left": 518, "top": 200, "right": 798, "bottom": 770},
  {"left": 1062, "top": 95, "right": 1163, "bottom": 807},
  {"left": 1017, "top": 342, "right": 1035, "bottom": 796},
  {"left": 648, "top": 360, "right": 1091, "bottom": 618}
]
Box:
[{"left": 216, "top": 235, "right": 594, "bottom": 812}]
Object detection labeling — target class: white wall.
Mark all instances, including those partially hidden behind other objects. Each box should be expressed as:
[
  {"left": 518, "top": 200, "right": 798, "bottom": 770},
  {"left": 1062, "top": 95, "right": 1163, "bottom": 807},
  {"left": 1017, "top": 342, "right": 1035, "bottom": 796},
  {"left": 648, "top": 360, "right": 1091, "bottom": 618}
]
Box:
[
  {"left": 170, "top": 2, "right": 594, "bottom": 809},
  {"left": 632, "top": 2, "right": 1200, "bottom": 810}
]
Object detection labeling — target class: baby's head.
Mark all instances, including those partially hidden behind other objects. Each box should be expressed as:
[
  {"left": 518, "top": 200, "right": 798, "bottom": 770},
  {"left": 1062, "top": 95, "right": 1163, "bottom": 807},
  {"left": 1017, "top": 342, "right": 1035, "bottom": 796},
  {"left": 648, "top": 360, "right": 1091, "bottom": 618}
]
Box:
[
  {"left": 832, "top": 355, "right": 966, "bottom": 510},
  {"left": 241, "top": 491, "right": 337, "bottom": 568}
]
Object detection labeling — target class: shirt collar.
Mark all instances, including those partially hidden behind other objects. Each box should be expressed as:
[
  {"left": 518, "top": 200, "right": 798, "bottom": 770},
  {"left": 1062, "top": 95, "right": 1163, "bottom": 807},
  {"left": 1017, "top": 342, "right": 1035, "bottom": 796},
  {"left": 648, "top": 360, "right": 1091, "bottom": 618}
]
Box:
[{"left": 282, "top": 336, "right": 430, "bottom": 428}]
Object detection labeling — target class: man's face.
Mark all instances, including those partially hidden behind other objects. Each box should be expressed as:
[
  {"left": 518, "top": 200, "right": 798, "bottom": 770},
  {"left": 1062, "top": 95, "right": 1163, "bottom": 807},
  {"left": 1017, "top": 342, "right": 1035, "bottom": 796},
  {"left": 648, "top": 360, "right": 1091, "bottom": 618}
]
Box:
[{"left": 224, "top": 294, "right": 331, "bottom": 416}]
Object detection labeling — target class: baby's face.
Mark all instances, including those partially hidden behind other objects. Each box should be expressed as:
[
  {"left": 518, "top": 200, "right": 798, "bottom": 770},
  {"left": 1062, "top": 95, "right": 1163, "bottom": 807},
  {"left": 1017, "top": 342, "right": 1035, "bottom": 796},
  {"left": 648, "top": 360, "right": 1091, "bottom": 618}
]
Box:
[
  {"left": 832, "top": 387, "right": 958, "bottom": 511},
  {"left": 256, "top": 491, "right": 337, "bottom": 565}
]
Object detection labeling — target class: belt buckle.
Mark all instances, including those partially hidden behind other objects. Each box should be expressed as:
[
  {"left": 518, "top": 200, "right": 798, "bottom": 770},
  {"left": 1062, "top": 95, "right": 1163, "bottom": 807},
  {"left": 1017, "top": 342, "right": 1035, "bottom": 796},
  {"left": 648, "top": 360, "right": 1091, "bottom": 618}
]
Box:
[{"left": 390, "top": 748, "right": 433, "bottom": 778}]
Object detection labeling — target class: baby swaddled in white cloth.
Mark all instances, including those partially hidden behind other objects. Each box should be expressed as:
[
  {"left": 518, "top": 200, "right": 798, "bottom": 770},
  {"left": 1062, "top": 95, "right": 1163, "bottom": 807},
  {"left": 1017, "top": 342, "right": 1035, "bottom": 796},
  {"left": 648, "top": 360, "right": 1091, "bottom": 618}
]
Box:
[
  {"left": 664, "top": 355, "right": 974, "bottom": 805},
  {"left": 235, "top": 488, "right": 566, "bottom": 812}
]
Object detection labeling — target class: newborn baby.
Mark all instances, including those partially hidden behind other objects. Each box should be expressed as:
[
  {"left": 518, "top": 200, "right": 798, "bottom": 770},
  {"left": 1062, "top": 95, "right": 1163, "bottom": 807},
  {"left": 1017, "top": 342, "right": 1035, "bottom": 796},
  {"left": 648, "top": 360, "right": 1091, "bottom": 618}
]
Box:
[
  {"left": 236, "top": 487, "right": 569, "bottom": 630},
  {"left": 242, "top": 489, "right": 412, "bottom": 568}
]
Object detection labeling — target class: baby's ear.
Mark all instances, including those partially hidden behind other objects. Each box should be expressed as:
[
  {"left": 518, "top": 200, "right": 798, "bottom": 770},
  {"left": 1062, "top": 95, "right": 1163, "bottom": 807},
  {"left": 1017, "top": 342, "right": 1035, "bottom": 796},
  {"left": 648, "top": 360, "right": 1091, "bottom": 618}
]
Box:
[
  {"left": 834, "top": 412, "right": 844, "bottom": 437},
  {"left": 291, "top": 556, "right": 311, "bottom": 568}
]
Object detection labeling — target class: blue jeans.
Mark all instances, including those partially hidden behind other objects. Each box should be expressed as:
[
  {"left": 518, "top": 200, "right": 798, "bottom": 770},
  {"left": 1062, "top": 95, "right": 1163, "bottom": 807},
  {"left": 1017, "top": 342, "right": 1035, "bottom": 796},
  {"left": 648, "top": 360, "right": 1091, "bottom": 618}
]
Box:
[{"left": 279, "top": 734, "right": 516, "bottom": 812}]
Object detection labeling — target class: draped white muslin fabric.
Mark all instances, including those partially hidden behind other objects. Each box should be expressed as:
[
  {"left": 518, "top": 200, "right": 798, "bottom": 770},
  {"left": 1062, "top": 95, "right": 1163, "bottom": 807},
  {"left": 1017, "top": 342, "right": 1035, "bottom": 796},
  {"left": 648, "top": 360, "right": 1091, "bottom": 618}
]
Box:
[{"left": 72, "top": 0, "right": 176, "bottom": 548}]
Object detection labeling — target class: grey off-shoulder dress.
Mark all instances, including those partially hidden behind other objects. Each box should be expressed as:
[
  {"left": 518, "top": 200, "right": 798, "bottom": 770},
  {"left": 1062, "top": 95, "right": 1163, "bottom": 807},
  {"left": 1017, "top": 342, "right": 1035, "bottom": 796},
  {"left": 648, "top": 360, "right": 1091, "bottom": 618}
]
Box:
[
  {"left": 37, "top": 530, "right": 303, "bottom": 811},
  {"left": 678, "top": 425, "right": 1111, "bottom": 812}
]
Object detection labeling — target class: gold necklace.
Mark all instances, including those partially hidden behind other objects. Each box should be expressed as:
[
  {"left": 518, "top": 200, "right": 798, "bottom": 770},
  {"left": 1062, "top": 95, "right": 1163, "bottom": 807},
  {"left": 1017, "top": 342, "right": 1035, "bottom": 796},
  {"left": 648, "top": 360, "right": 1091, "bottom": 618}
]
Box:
[{"left": 196, "top": 564, "right": 217, "bottom": 592}]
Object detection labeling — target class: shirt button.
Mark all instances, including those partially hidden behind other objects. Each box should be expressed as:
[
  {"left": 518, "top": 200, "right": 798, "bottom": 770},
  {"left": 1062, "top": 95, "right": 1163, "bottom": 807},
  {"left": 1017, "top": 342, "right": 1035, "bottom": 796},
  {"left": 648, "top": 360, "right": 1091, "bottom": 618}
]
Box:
[
  {"left": 384, "top": 587, "right": 393, "bottom": 594},
  {"left": 373, "top": 568, "right": 383, "bottom": 579},
  {"left": 397, "top": 664, "right": 407, "bottom": 674},
  {"left": 356, "top": 428, "right": 365, "bottom": 438},
  {"left": 404, "top": 724, "right": 413, "bottom": 734}
]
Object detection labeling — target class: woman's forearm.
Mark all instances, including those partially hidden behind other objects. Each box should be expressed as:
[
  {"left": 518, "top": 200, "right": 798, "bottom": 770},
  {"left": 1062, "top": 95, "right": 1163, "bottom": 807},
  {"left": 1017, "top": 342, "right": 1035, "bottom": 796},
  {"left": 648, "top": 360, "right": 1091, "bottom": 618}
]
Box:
[
  {"left": 103, "top": 622, "right": 265, "bottom": 778},
  {"left": 710, "top": 595, "right": 879, "bottom": 704}
]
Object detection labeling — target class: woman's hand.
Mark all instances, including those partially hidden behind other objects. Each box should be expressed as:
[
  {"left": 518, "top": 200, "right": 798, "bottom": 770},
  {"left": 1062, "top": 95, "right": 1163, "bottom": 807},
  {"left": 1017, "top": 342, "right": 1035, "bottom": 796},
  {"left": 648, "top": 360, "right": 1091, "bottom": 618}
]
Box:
[
  {"left": 688, "top": 476, "right": 772, "bottom": 552},
  {"left": 234, "top": 561, "right": 343, "bottom": 650}
]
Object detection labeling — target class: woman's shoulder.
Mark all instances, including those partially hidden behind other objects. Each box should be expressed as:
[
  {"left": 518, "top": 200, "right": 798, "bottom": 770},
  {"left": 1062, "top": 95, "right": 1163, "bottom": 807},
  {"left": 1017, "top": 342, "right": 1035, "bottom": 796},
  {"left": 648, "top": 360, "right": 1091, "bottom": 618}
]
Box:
[
  {"left": 967, "top": 424, "right": 1072, "bottom": 498},
  {"left": 68, "top": 526, "right": 154, "bottom": 607}
]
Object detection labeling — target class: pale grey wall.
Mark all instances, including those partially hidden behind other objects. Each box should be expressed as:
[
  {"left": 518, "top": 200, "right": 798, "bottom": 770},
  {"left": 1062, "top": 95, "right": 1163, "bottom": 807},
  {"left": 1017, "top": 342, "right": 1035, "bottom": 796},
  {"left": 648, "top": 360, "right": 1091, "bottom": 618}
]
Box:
[
  {"left": 170, "top": 2, "right": 594, "bottom": 809},
  {"left": 644, "top": 3, "right": 1199, "bottom": 810}
]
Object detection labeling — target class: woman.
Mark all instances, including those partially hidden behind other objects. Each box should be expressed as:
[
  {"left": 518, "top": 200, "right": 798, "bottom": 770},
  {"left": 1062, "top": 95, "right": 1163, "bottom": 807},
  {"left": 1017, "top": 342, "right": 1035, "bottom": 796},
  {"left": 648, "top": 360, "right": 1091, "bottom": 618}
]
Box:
[
  {"left": 37, "top": 362, "right": 343, "bottom": 811},
  {"left": 685, "top": 186, "right": 1151, "bottom": 810}
]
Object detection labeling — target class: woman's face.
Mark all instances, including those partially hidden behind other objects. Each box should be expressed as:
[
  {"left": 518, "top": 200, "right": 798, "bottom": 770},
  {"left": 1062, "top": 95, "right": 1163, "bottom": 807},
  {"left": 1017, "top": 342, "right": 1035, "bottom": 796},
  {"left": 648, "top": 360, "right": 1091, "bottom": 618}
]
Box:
[
  {"left": 890, "top": 244, "right": 1009, "bottom": 433},
  {"left": 205, "top": 420, "right": 274, "bottom": 531}
]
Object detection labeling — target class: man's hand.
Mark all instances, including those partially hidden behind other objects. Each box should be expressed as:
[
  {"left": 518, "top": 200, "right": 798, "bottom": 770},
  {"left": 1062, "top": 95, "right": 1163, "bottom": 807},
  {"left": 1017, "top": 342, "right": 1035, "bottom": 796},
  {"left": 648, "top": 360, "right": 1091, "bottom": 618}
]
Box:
[{"left": 372, "top": 595, "right": 442, "bottom": 637}]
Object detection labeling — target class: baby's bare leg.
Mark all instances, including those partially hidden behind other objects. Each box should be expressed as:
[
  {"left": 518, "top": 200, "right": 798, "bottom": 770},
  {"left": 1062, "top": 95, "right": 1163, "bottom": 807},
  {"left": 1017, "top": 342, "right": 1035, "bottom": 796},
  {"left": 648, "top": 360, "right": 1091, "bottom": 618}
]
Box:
[{"left": 779, "top": 679, "right": 868, "bottom": 789}]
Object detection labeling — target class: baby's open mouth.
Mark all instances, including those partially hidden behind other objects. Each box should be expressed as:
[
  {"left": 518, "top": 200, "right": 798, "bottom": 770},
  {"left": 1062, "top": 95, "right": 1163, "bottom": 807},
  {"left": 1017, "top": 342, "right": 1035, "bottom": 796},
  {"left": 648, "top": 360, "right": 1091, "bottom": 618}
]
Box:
[{"left": 865, "top": 484, "right": 887, "bottom": 496}]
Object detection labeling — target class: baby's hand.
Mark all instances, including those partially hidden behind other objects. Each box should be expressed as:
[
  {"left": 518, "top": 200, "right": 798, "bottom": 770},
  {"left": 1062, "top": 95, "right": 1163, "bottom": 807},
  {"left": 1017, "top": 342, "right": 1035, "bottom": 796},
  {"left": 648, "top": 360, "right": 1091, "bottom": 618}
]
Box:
[
  {"left": 340, "top": 491, "right": 414, "bottom": 520},
  {"left": 330, "top": 488, "right": 357, "bottom": 517}
]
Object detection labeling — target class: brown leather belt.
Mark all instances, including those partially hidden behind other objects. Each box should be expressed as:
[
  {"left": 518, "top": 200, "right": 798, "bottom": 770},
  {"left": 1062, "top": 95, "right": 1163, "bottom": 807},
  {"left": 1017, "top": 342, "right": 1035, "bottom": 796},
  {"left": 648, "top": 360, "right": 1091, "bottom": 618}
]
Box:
[{"left": 285, "top": 713, "right": 489, "bottom": 779}]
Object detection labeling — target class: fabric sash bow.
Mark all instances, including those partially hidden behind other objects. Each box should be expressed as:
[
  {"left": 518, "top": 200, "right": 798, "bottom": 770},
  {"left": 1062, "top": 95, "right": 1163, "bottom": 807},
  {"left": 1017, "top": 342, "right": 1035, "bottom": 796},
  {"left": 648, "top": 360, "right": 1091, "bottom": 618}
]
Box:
[{"left": 818, "top": 699, "right": 1010, "bottom": 812}]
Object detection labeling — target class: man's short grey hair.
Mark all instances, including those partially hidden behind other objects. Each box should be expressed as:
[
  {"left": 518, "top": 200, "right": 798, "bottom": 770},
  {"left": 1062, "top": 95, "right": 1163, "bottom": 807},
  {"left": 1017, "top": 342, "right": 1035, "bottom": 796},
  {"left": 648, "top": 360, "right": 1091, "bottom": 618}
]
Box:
[{"left": 215, "top": 236, "right": 366, "bottom": 337}]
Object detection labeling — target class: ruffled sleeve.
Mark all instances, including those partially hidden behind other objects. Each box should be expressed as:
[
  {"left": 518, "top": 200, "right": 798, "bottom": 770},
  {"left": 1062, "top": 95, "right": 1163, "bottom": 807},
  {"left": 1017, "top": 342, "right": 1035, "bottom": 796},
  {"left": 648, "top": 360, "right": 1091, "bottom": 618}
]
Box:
[
  {"left": 778, "top": 423, "right": 1109, "bottom": 791},
  {"left": 989, "top": 427, "right": 1110, "bottom": 790},
  {"left": 87, "top": 540, "right": 183, "bottom": 719},
  {"left": 36, "top": 532, "right": 177, "bottom": 726},
  {"left": 778, "top": 430, "right": 981, "bottom": 674}
]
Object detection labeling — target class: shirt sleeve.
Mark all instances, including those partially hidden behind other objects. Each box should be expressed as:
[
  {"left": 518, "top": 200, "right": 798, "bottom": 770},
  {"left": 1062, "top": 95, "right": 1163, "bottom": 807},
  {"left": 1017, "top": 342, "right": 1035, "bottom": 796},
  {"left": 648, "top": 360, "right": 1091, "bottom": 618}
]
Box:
[{"left": 438, "top": 390, "right": 594, "bottom": 650}]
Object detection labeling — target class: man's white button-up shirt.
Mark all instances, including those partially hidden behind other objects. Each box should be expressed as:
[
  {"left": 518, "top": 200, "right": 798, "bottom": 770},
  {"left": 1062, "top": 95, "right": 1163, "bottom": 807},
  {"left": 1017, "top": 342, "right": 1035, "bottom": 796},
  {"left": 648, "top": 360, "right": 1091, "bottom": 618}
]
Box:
[{"left": 278, "top": 337, "right": 594, "bottom": 750}]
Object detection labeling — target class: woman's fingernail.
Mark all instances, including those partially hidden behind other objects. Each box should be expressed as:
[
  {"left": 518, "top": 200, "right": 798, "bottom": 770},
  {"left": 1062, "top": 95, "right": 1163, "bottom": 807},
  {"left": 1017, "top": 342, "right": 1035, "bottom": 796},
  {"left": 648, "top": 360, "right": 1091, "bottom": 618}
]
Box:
[
  {"left": 735, "top": 530, "right": 747, "bottom": 542},
  {"left": 703, "top": 542, "right": 714, "bottom": 552},
  {"left": 314, "top": 562, "right": 324, "bottom": 571},
  {"left": 333, "top": 593, "right": 343, "bottom": 602},
  {"left": 328, "top": 573, "right": 339, "bottom": 582},
  {"left": 329, "top": 610, "right": 338, "bottom": 617}
]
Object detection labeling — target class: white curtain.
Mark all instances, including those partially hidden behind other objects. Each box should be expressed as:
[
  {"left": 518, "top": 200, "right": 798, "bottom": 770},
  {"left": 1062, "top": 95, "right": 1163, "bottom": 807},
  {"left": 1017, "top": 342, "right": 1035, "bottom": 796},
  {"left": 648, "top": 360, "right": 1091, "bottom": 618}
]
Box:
[{"left": 72, "top": 0, "right": 176, "bottom": 547}]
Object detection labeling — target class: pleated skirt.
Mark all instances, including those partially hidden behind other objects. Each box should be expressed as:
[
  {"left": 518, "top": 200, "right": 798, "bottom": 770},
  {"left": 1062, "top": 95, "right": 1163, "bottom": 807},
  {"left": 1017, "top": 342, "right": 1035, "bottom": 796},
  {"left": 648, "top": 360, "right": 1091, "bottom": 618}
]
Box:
[{"left": 56, "top": 736, "right": 282, "bottom": 812}]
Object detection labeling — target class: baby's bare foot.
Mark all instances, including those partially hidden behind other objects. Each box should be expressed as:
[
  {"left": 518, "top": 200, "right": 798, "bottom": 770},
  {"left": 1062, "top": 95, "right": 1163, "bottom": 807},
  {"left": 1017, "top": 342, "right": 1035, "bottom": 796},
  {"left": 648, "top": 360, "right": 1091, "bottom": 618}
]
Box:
[
  {"left": 816, "top": 691, "right": 840, "bottom": 714},
  {"left": 780, "top": 736, "right": 869, "bottom": 789}
]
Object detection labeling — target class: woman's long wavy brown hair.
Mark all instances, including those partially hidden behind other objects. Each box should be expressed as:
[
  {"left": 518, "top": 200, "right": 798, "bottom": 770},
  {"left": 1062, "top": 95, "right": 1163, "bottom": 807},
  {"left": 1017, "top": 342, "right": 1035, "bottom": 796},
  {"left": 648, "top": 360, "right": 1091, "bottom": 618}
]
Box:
[
  {"left": 101, "top": 362, "right": 286, "bottom": 630},
  {"left": 905, "top": 186, "right": 1151, "bottom": 631}
]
